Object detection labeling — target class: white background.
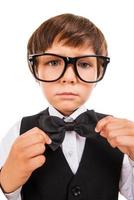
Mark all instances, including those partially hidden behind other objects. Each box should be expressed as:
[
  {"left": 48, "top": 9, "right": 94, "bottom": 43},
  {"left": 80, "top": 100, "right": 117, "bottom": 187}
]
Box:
[{"left": 0, "top": 1, "right": 134, "bottom": 199}]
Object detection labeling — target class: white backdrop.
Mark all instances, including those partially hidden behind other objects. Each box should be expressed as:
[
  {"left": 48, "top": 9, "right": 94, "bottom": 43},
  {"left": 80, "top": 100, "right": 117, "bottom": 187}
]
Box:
[{"left": 0, "top": 1, "right": 134, "bottom": 199}]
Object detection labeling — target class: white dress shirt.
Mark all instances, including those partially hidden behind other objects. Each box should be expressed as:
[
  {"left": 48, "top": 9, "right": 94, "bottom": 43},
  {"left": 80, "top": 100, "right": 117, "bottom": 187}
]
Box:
[{"left": 0, "top": 105, "right": 134, "bottom": 200}]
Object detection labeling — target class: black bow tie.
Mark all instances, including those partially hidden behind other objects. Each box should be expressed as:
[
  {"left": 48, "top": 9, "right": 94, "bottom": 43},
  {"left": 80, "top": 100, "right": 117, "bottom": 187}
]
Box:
[{"left": 38, "top": 110, "right": 99, "bottom": 151}]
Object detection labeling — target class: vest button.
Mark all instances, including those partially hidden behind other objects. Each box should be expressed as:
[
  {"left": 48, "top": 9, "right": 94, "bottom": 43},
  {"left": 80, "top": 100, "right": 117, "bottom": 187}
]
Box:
[{"left": 71, "top": 186, "right": 81, "bottom": 197}]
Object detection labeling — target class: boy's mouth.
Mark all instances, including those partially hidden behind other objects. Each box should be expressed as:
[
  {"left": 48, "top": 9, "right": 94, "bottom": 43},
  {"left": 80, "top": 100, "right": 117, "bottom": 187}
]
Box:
[
  {"left": 57, "top": 92, "right": 78, "bottom": 96},
  {"left": 56, "top": 92, "right": 79, "bottom": 100}
]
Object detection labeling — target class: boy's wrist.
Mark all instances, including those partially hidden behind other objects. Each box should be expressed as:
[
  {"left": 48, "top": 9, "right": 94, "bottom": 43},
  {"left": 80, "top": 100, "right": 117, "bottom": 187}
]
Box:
[
  {"left": 0, "top": 167, "right": 16, "bottom": 194},
  {"left": 0, "top": 168, "right": 22, "bottom": 200},
  {"left": 0, "top": 167, "right": 6, "bottom": 193},
  {"left": 0, "top": 182, "right": 7, "bottom": 194},
  {"left": 0, "top": 167, "right": 9, "bottom": 194}
]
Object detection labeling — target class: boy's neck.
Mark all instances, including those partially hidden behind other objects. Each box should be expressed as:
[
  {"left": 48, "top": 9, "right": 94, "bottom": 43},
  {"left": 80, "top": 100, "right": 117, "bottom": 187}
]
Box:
[
  {"left": 55, "top": 108, "right": 78, "bottom": 117},
  {"left": 48, "top": 105, "right": 87, "bottom": 119}
]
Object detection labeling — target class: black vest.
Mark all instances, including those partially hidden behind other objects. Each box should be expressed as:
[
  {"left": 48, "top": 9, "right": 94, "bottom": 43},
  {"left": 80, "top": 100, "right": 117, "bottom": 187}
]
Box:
[{"left": 20, "top": 109, "right": 124, "bottom": 200}]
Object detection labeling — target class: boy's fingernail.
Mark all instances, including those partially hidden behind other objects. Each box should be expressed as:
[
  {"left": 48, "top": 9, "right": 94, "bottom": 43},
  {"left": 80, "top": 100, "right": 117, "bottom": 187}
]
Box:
[
  {"left": 95, "top": 127, "right": 99, "bottom": 132},
  {"left": 48, "top": 138, "right": 52, "bottom": 144}
]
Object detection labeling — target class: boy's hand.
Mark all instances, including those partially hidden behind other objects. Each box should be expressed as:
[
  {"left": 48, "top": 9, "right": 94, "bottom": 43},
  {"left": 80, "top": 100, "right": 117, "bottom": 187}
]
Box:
[
  {"left": 95, "top": 116, "right": 134, "bottom": 160},
  {"left": 0, "top": 127, "right": 51, "bottom": 193}
]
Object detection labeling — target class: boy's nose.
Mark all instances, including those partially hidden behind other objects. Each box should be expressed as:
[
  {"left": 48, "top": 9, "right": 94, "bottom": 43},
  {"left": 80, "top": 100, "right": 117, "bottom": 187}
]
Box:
[{"left": 60, "top": 65, "right": 77, "bottom": 84}]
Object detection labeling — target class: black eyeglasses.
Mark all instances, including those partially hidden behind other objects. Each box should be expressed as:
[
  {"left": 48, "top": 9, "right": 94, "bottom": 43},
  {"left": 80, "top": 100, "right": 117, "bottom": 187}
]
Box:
[{"left": 28, "top": 53, "right": 110, "bottom": 83}]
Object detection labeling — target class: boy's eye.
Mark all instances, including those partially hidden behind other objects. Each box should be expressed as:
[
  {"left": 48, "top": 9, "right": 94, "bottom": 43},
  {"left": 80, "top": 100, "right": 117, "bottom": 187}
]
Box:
[
  {"left": 43, "top": 59, "right": 63, "bottom": 67},
  {"left": 47, "top": 60, "right": 61, "bottom": 66},
  {"left": 77, "top": 61, "right": 93, "bottom": 69}
]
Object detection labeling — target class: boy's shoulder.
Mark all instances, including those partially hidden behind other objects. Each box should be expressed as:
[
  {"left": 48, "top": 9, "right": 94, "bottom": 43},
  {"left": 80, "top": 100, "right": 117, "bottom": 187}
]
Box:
[
  {"left": 20, "top": 108, "right": 49, "bottom": 134},
  {"left": 20, "top": 108, "right": 109, "bottom": 134},
  {"left": 21, "top": 108, "right": 109, "bottom": 125},
  {"left": 87, "top": 109, "right": 109, "bottom": 121},
  {"left": 22, "top": 108, "right": 49, "bottom": 120}
]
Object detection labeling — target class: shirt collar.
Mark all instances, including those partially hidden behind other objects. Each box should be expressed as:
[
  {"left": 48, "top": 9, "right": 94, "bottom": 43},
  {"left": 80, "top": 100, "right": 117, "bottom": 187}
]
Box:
[{"left": 48, "top": 104, "right": 87, "bottom": 120}]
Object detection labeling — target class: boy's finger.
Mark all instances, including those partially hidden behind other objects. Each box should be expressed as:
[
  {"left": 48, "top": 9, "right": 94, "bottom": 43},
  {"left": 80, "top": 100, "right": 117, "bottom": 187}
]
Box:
[
  {"left": 40, "top": 130, "right": 52, "bottom": 144},
  {"left": 95, "top": 116, "right": 113, "bottom": 133},
  {"left": 19, "top": 127, "right": 52, "bottom": 147},
  {"left": 33, "top": 127, "right": 52, "bottom": 144},
  {"left": 24, "top": 143, "right": 46, "bottom": 158}
]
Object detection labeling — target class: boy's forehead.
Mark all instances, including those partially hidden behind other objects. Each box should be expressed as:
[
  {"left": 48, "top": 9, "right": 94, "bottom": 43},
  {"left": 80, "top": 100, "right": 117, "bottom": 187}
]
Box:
[{"left": 45, "top": 40, "right": 95, "bottom": 56}]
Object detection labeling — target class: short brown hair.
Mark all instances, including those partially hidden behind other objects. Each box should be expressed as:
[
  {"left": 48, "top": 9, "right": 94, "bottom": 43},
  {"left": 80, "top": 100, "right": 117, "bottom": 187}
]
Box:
[{"left": 27, "top": 13, "right": 108, "bottom": 57}]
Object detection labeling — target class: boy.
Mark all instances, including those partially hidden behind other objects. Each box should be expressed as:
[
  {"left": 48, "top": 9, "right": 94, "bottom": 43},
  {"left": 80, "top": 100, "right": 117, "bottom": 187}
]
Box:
[{"left": 0, "top": 13, "right": 134, "bottom": 200}]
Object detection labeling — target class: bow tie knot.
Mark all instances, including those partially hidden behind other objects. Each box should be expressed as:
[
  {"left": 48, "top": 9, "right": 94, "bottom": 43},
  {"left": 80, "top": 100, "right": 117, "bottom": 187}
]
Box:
[{"left": 64, "top": 121, "right": 76, "bottom": 131}]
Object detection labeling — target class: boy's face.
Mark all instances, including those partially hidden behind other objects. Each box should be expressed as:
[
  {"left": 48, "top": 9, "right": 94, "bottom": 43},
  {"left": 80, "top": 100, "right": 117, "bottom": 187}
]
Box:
[{"left": 38, "top": 42, "right": 96, "bottom": 116}]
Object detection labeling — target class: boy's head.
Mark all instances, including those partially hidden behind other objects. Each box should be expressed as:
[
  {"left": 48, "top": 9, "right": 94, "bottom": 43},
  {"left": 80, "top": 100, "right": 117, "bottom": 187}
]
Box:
[
  {"left": 27, "top": 13, "right": 108, "bottom": 56},
  {"left": 27, "top": 13, "right": 110, "bottom": 116}
]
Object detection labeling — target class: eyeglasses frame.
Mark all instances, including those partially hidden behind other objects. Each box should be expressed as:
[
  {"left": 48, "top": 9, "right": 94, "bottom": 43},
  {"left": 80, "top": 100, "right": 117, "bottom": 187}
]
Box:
[{"left": 28, "top": 52, "right": 110, "bottom": 83}]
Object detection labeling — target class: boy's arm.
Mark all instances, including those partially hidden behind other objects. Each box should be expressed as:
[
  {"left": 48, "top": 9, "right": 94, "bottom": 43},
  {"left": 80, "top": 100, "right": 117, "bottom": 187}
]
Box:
[
  {"left": 0, "top": 121, "right": 51, "bottom": 195},
  {"left": 119, "top": 154, "right": 134, "bottom": 199},
  {"left": 0, "top": 127, "right": 50, "bottom": 193},
  {"left": 0, "top": 121, "right": 22, "bottom": 200},
  {"left": 95, "top": 116, "right": 134, "bottom": 199}
]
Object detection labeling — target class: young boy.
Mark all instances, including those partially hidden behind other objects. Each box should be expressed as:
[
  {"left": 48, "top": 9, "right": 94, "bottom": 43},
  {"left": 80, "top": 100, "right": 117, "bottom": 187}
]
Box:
[{"left": 0, "top": 13, "right": 134, "bottom": 200}]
